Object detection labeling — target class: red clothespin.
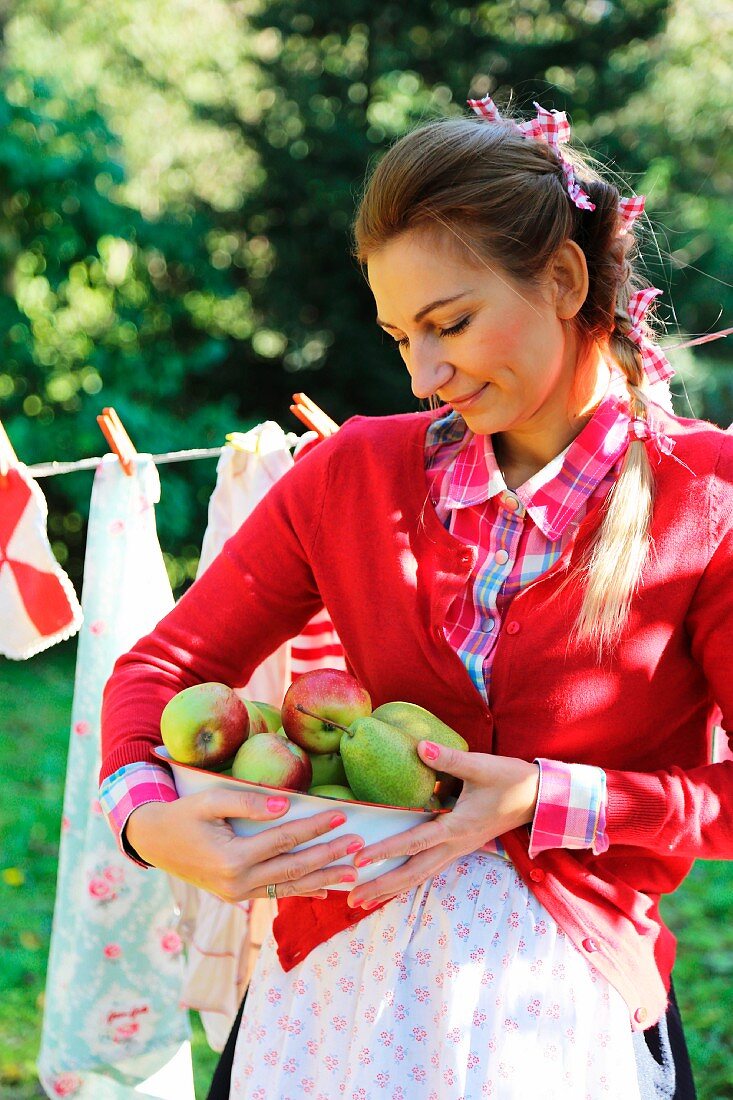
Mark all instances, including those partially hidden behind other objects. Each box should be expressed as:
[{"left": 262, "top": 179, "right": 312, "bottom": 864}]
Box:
[
  {"left": 0, "top": 419, "right": 19, "bottom": 484},
  {"left": 289, "top": 393, "right": 339, "bottom": 439},
  {"left": 96, "top": 406, "right": 137, "bottom": 476}
]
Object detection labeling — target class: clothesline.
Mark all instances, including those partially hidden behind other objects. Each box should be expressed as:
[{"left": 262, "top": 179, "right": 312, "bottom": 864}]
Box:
[{"left": 26, "top": 437, "right": 302, "bottom": 479}]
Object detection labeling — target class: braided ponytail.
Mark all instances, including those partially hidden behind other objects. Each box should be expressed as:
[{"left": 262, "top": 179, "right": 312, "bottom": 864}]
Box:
[{"left": 561, "top": 186, "right": 657, "bottom": 655}]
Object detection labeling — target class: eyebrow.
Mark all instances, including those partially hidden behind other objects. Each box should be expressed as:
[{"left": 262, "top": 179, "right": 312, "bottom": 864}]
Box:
[{"left": 376, "top": 292, "right": 472, "bottom": 330}]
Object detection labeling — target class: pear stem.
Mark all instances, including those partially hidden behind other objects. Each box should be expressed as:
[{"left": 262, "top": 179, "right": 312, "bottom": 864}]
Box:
[{"left": 294, "top": 703, "right": 350, "bottom": 734}]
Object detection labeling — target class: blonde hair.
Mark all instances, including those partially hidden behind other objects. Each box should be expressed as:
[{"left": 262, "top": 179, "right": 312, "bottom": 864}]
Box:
[{"left": 353, "top": 113, "right": 661, "bottom": 657}]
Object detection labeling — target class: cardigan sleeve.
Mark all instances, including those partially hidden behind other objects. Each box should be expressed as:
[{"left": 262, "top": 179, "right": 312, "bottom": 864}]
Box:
[
  {"left": 99, "top": 435, "right": 334, "bottom": 785},
  {"left": 604, "top": 510, "right": 733, "bottom": 859}
]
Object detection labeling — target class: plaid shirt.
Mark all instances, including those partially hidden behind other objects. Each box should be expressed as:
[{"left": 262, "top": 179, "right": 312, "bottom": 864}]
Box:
[
  {"left": 426, "top": 387, "right": 633, "bottom": 857},
  {"left": 102, "top": 390, "right": 632, "bottom": 864}
]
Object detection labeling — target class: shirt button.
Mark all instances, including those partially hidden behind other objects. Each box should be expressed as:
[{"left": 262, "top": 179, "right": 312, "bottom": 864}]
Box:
[
  {"left": 582, "top": 937, "right": 600, "bottom": 953},
  {"left": 482, "top": 618, "right": 495, "bottom": 633},
  {"left": 529, "top": 868, "right": 545, "bottom": 883},
  {"left": 634, "top": 1007, "right": 648, "bottom": 1024},
  {"left": 506, "top": 621, "right": 520, "bottom": 635},
  {"left": 502, "top": 493, "right": 519, "bottom": 511},
  {"left": 494, "top": 549, "right": 509, "bottom": 565}
]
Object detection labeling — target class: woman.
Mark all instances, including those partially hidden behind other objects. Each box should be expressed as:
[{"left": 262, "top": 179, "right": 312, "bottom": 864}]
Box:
[{"left": 101, "top": 94, "right": 729, "bottom": 1097}]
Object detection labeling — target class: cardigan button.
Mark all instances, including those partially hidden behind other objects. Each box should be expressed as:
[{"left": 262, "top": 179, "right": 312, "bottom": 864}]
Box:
[
  {"left": 458, "top": 549, "right": 474, "bottom": 566},
  {"left": 582, "top": 937, "right": 600, "bottom": 953},
  {"left": 634, "top": 1007, "right": 648, "bottom": 1024},
  {"left": 506, "top": 621, "right": 520, "bottom": 635},
  {"left": 529, "top": 868, "right": 545, "bottom": 883}
]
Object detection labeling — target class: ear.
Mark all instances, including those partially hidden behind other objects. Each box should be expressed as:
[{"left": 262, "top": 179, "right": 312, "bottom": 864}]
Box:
[{"left": 549, "top": 240, "right": 589, "bottom": 321}]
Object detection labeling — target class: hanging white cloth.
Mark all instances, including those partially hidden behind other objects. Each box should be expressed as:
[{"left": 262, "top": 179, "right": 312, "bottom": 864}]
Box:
[
  {"left": 38, "top": 454, "right": 194, "bottom": 1100},
  {"left": 198, "top": 422, "right": 295, "bottom": 703},
  {"left": 170, "top": 423, "right": 296, "bottom": 1051},
  {"left": 171, "top": 422, "right": 347, "bottom": 1051}
]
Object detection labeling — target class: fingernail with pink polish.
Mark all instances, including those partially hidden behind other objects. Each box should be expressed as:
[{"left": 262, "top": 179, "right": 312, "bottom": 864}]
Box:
[
  {"left": 422, "top": 740, "right": 440, "bottom": 761},
  {"left": 346, "top": 840, "right": 365, "bottom": 855},
  {"left": 329, "top": 813, "right": 347, "bottom": 829},
  {"left": 339, "top": 872, "right": 357, "bottom": 884},
  {"left": 354, "top": 855, "right": 372, "bottom": 868},
  {"left": 267, "top": 796, "right": 289, "bottom": 812},
  {"left": 362, "top": 899, "right": 380, "bottom": 910}
]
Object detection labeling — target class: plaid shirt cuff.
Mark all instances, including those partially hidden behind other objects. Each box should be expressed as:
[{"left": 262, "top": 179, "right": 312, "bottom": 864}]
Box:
[
  {"left": 99, "top": 762, "right": 178, "bottom": 867},
  {"left": 529, "top": 759, "right": 609, "bottom": 857}
]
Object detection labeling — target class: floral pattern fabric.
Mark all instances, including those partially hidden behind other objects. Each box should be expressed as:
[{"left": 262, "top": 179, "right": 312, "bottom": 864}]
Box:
[
  {"left": 232, "top": 851, "right": 641, "bottom": 1100},
  {"left": 38, "top": 455, "right": 194, "bottom": 1099}
]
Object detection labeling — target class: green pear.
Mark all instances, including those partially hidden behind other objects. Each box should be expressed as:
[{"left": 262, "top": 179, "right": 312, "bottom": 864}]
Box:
[
  {"left": 371, "top": 701, "right": 468, "bottom": 752},
  {"left": 308, "top": 751, "right": 348, "bottom": 787},
  {"left": 340, "top": 716, "right": 436, "bottom": 809},
  {"left": 308, "top": 784, "right": 357, "bottom": 801}
]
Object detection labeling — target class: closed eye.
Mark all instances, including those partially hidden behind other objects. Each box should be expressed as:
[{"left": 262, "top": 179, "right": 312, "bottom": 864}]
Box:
[{"left": 391, "top": 316, "right": 471, "bottom": 350}]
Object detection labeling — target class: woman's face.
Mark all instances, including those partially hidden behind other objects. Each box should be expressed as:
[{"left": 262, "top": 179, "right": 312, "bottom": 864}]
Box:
[{"left": 367, "top": 226, "right": 596, "bottom": 443}]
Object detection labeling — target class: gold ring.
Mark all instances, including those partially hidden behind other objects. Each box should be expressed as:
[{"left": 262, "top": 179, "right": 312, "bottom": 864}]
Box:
[{"left": 266, "top": 883, "right": 278, "bottom": 900}]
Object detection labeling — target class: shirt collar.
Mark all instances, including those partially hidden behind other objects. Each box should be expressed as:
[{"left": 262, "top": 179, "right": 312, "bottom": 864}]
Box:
[{"left": 444, "top": 387, "right": 632, "bottom": 540}]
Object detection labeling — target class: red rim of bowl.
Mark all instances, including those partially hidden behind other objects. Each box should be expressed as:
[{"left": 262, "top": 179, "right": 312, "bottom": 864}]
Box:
[{"left": 153, "top": 745, "right": 449, "bottom": 814}]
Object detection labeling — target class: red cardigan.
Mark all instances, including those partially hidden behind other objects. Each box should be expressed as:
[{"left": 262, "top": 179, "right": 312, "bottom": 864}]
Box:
[{"left": 100, "top": 407, "right": 733, "bottom": 1030}]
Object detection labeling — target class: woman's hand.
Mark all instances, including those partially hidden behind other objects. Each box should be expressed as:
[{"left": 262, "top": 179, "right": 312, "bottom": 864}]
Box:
[
  {"left": 346, "top": 741, "right": 539, "bottom": 910},
  {"left": 125, "top": 788, "right": 365, "bottom": 902}
]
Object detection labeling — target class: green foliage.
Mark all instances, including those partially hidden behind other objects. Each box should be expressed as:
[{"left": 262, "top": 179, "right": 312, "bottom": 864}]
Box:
[{"left": 0, "top": 0, "right": 729, "bottom": 596}]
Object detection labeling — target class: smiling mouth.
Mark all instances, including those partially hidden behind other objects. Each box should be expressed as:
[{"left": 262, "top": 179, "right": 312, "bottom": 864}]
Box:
[{"left": 447, "top": 385, "right": 488, "bottom": 409}]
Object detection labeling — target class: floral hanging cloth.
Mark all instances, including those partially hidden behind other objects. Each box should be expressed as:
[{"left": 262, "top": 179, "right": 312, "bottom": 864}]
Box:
[
  {"left": 38, "top": 454, "right": 194, "bottom": 1100},
  {"left": 0, "top": 465, "right": 82, "bottom": 659}
]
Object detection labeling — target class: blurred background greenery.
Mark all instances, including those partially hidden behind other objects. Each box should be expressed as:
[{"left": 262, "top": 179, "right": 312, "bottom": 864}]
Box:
[
  {"left": 0, "top": 0, "right": 730, "bottom": 594},
  {"left": 1, "top": 0, "right": 732, "bottom": 1096}
]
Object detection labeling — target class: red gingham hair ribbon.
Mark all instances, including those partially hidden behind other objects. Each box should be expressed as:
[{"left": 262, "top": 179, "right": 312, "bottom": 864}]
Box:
[
  {"left": 467, "top": 95, "right": 596, "bottom": 212},
  {"left": 466, "top": 94, "right": 504, "bottom": 124},
  {"left": 625, "top": 287, "right": 674, "bottom": 385},
  {"left": 618, "top": 195, "right": 646, "bottom": 235},
  {"left": 628, "top": 417, "right": 675, "bottom": 455}
]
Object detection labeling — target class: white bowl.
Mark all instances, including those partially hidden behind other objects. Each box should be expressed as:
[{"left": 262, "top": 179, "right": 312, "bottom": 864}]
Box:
[{"left": 153, "top": 746, "right": 441, "bottom": 889}]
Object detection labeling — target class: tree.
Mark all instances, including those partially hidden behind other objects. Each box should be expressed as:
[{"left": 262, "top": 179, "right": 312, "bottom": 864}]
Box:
[{"left": 6, "top": 0, "right": 731, "bottom": 593}]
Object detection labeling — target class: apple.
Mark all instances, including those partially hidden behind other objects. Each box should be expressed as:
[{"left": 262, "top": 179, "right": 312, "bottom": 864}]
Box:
[
  {"left": 252, "top": 701, "right": 283, "bottom": 732},
  {"left": 231, "top": 732, "right": 312, "bottom": 791},
  {"left": 308, "top": 751, "right": 348, "bottom": 787},
  {"left": 238, "top": 698, "right": 268, "bottom": 735},
  {"left": 281, "top": 668, "right": 372, "bottom": 754},
  {"left": 160, "top": 682, "right": 249, "bottom": 770},
  {"left": 234, "top": 695, "right": 284, "bottom": 737},
  {"left": 308, "top": 784, "right": 357, "bottom": 801}
]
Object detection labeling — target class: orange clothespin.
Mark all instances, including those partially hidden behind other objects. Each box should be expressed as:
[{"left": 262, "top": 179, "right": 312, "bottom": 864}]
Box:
[
  {"left": 0, "top": 419, "right": 19, "bottom": 483},
  {"left": 96, "top": 406, "right": 137, "bottom": 476},
  {"left": 289, "top": 393, "right": 339, "bottom": 439}
]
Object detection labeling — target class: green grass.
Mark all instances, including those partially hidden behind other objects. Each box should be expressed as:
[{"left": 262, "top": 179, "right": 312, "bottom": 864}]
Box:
[{"left": 1, "top": 641, "right": 732, "bottom": 1098}]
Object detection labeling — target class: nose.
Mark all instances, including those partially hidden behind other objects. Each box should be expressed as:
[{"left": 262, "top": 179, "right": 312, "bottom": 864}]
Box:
[{"left": 406, "top": 341, "right": 454, "bottom": 401}]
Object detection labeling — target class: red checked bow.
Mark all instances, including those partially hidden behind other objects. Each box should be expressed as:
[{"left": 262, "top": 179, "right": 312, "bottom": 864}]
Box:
[
  {"left": 626, "top": 288, "right": 674, "bottom": 385},
  {"left": 467, "top": 95, "right": 596, "bottom": 211},
  {"left": 618, "top": 195, "right": 646, "bottom": 235}
]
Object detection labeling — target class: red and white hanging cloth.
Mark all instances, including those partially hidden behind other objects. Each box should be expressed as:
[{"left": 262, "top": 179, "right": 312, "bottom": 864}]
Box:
[{"left": 0, "top": 465, "right": 82, "bottom": 659}]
